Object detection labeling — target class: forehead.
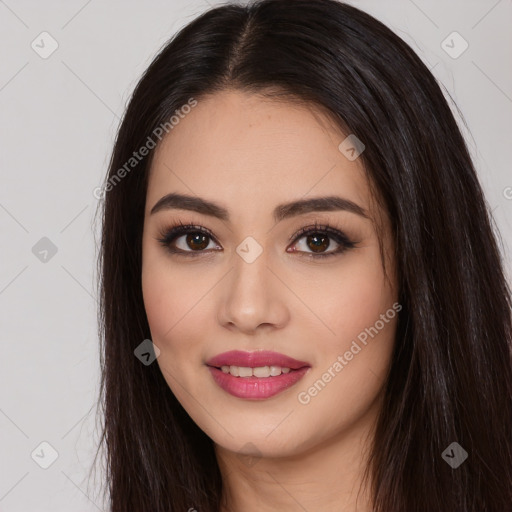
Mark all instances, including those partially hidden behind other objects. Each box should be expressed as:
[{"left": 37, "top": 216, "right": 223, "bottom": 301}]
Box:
[{"left": 146, "top": 90, "right": 372, "bottom": 221}]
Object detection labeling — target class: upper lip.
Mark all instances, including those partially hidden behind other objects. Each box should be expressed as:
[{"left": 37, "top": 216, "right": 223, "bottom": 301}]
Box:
[{"left": 206, "top": 350, "right": 310, "bottom": 370}]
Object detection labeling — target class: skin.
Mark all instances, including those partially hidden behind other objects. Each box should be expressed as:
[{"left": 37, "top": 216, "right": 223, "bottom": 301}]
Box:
[{"left": 141, "top": 89, "right": 399, "bottom": 512}]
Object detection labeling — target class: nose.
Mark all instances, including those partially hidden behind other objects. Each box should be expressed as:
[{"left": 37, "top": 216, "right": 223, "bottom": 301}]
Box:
[{"left": 217, "top": 248, "right": 290, "bottom": 334}]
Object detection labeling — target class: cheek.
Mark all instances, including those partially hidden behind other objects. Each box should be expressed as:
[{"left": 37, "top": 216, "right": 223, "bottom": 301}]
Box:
[
  {"left": 293, "top": 250, "right": 395, "bottom": 347},
  {"left": 141, "top": 250, "right": 206, "bottom": 353},
  {"left": 293, "top": 247, "right": 397, "bottom": 407},
  {"left": 141, "top": 261, "right": 210, "bottom": 403},
  {"left": 330, "top": 275, "right": 394, "bottom": 345}
]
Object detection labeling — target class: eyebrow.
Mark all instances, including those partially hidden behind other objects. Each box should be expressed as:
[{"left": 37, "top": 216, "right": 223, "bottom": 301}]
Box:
[{"left": 150, "top": 192, "right": 369, "bottom": 223}]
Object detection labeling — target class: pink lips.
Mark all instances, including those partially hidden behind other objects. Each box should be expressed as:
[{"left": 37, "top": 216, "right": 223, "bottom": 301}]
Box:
[{"left": 206, "top": 350, "right": 311, "bottom": 400}]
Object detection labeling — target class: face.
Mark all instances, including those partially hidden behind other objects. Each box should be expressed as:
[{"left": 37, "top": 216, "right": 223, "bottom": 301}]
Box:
[{"left": 141, "top": 89, "right": 399, "bottom": 459}]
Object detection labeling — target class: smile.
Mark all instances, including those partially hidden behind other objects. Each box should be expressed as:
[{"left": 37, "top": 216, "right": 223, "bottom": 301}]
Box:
[{"left": 205, "top": 350, "right": 311, "bottom": 400}]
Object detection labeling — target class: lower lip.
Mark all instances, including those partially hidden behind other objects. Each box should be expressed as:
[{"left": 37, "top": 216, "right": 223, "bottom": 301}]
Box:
[{"left": 207, "top": 366, "right": 310, "bottom": 400}]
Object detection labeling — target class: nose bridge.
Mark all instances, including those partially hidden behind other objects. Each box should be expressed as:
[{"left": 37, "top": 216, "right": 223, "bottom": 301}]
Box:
[
  {"left": 218, "top": 237, "right": 288, "bottom": 331},
  {"left": 230, "top": 238, "right": 271, "bottom": 305}
]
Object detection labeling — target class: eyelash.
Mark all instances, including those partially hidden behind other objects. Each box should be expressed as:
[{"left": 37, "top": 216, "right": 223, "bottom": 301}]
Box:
[{"left": 155, "top": 219, "right": 357, "bottom": 259}]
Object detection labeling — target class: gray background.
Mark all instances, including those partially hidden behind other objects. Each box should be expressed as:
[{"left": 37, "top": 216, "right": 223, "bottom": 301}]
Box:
[{"left": 0, "top": 0, "right": 511, "bottom": 510}]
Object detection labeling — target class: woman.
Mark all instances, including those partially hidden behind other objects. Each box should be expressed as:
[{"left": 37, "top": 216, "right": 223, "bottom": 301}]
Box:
[{"left": 94, "top": 0, "right": 512, "bottom": 510}]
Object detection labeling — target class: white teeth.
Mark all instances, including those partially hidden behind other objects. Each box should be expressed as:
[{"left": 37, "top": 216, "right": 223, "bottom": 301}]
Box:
[
  {"left": 238, "top": 366, "right": 253, "bottom": 378},
  {"left": 253, "top": 366, "right": 270, "bottom": 377},
  {"left": 270, "top": 365, "right": 281, "bottom": 376},
  {"left": 219, "top": 365, "right": 292, "bottom": 377}
]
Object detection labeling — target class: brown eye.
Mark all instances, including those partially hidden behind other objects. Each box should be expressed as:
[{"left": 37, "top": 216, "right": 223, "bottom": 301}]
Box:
[
  {"left": 305, "top": 233, "right": 330, "bottom": 253},
  {"left": 185, "top": 233, "right": 210, "bottom": 251},
  {"left": 289, "top": 223, "right": 357, "bottom": 259},
  {"left": 157, "top": 224, "right": 220, "bottom": 255},
  {"left": 157, "top": 222, "right": 356, "bottom": 259}
]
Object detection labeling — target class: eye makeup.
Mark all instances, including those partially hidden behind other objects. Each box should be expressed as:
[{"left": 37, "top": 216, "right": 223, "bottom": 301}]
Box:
[{"left": 155, "top": 218, "right": 358, "bottom": 259}]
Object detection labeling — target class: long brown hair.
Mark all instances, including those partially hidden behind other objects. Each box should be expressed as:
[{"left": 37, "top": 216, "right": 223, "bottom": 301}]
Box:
[{"left": 93, "top": 1, "right": 512, "bottom": 510}]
